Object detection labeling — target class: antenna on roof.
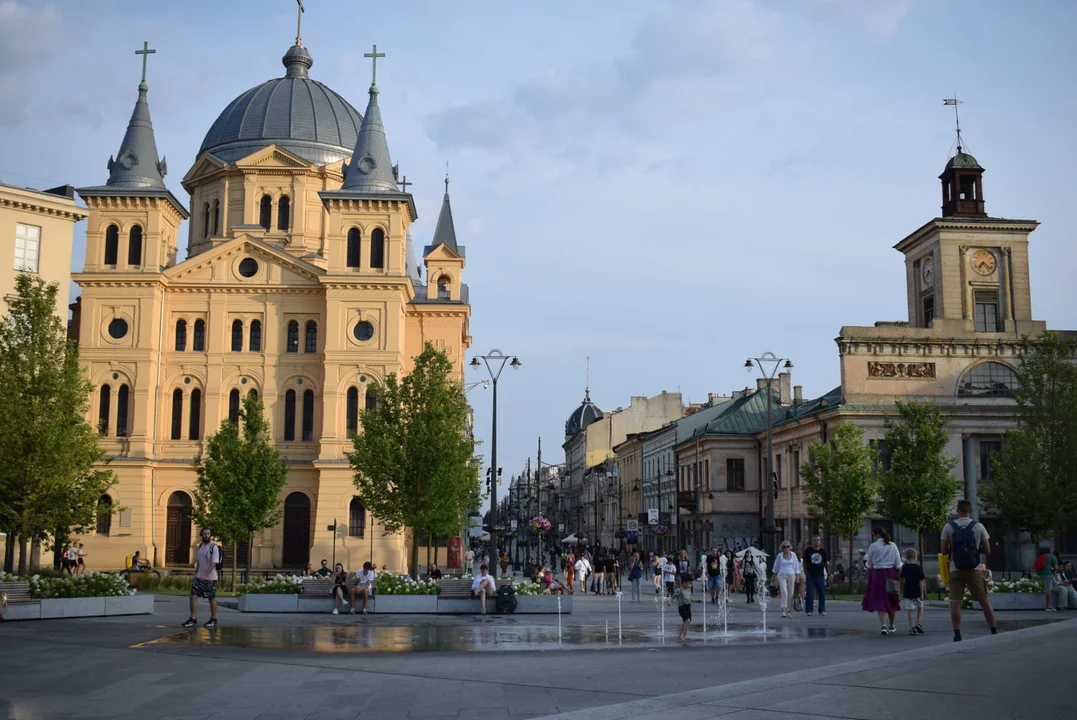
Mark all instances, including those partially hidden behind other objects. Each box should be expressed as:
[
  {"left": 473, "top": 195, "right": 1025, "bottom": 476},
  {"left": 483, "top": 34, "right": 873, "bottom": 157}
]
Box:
[{"left": 943, "top": 93, "right": 967, "bottom": 154}]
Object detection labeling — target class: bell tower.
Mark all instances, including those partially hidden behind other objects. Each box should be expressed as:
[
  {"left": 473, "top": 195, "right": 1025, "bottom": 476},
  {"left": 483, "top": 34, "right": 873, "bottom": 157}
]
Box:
[{"left": 939, "top": 150, "right": 986, "bottom": 218}]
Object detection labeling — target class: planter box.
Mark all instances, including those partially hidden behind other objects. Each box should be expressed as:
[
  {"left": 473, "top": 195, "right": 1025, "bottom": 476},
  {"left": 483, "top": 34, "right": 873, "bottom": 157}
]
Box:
[
  {"left": 40, "top": 597, "right": 106, "bottom": 619},
  {"left": 978, "top": 593, "right": 1045, "bottom": 611},
  {"left": 237, "top": 594, "right": 299, "bottom": 613},
  {"left": 297, "top": 597, "right": 337, "bottom": 613},
  {"left": 3, "top": 603, "right": 41, "bottom": 621},
  {"left": 516, "top": 595, "right": 572, "bottom": 614},
  {"left": 105, "top": 594, "right": 153, "bottom": 616},
  {"left": 437, "top": 597, "right": 495, "bottom": 614},
  {"left": 375, "top": 595, "right": 437, "bottom": 613}
]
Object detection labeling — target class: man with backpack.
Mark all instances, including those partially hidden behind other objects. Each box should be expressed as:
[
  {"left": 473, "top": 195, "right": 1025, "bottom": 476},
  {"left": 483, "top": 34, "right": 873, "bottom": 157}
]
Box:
[
  {"left": 1034, "top": 547, "right": 1059, "bottom": 610},
  {"left": 183, "top": 527, "right": 221, "bottom": 629},
  {"left": 940, "top": 500, "right": 996, "bottom": 642}
]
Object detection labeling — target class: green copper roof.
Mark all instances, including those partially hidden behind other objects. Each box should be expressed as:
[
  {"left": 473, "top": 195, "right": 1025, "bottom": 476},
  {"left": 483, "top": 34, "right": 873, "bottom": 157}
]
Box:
[{"left": 945, "top": 151, "right": 982, "bottom": 171}]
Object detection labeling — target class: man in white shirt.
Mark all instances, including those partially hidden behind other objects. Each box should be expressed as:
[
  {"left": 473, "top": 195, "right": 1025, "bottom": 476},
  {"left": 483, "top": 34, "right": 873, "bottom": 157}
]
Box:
[
  {"left": 182, "top": 527, "right": 220, "bottom": 629},
  {"left": 662, "top": 558, "right": 678, "bottom": 599},
  {"left": 471, "top": 564, "right": 497, "bottom": 615},
  {"left": 350, "top": 561, "right": 377, "bottom": 615},
  {"left": 574, "top": 557, "right": 589, "bottom": 594}
]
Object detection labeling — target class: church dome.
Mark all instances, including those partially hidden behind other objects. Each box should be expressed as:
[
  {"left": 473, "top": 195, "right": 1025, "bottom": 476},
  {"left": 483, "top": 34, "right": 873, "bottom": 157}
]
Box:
[
  {"left": 944, "top": 151, "right": 982, "bottom": 171},
  {"left": 198, "top": 44, "right": 363, "bottom": 166},
  {"left": 565, "top": 390, "right": 603, "bottom": 437}
]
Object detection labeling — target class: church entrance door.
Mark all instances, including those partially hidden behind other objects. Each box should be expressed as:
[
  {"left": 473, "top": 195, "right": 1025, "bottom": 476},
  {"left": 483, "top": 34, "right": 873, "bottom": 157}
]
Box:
[
  {"left": 282, "top": 492, "right": 311, "bottom": 568},
  {"left": 166, "top": 491, "right": 193, "bottom": 566}
]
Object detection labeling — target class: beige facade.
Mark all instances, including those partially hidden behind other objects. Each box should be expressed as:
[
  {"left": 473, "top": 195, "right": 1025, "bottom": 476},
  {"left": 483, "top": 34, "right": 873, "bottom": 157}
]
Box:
[
  {"left": 0, "top": 183, "right": 87, "bottom": 317},
  {"left": 71, "top": 42, "right": 471, "bottom": 572}
]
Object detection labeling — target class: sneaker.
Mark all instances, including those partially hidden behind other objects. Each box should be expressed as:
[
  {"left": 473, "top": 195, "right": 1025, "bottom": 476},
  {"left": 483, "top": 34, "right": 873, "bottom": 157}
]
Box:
[
  {"left": 908, "top": 628, "right": 917, "bottom": 636},
  {"left": 181, "top": 617, "right": 197, "bottom": 628},
  {"left": 880, "top": 626, "right": 889, "bottom": 635},
  {"left": 332, "top": 608, "right": 339, "bottom": 615},
  {"left": 953, "top": 630, "right": 962, "bottom": 642},
  {"left": 1045, "top": 607, "right": 1057, "bottom": 612},
  {"left": 204, "top": 618, "right": 218, "bottom": 629},
  {"left": 820, "top": 611, "right": 826, "bottom": 616},
  {"left": 915, "top": 624, "right": 924, "bottom": 635},
  {"left": 888, "top": 625, "right": 896, "bottom": 633},
  {"left": 806, "top": 612, "right": 813, "bottom": 616}
]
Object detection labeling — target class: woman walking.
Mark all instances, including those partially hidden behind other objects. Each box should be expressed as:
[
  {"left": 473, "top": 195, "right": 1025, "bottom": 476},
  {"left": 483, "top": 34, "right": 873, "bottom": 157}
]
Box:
[
  {"left": 628, "top": 552, "right": 643, "bottom": 602},
  {"left": 861, "top": 527, "right": 903, "bottom": 634},
  {"left": 724, "top": 550, "right": 736, "bottom": 601},
  {"left": 772, "top": 542, "right": 800, "bottom": 618}
]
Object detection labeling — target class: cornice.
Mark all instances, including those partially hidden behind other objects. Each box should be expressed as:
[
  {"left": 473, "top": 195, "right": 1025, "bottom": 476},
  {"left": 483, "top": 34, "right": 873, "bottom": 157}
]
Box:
[
  {"left": 895, "top": 216, "right": 1039, "bottom": 252},
  {"left": 0, "top": 194, "right": 87, "bottom": 221},
  {"left": 837, "top": 335, "right": 1025, "bottom": 358}
]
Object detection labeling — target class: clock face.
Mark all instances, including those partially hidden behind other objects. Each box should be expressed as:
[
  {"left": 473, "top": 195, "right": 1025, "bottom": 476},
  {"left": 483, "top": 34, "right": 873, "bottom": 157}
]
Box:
[
  {"left": 971, "top": 249, "right": 996, "bottom": 276},
  {"left": 921, "top": 260, "right": 934, "bottom": 286}
]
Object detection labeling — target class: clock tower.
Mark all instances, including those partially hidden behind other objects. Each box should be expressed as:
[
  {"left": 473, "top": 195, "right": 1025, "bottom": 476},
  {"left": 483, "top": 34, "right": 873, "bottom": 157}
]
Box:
[{"left": 894, "top": 149, "right": 1045, "bottom": 337}]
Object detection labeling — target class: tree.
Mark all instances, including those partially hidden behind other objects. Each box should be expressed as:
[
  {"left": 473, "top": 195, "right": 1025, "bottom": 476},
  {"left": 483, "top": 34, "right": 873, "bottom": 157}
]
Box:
[
  {"left": 191, "top": 392, "right": 288, "bottom": 588},
  {"left": 878, "top": 400, "right": 960, "bottom": 565},
  {"left": 801, "top": 422, "right": 878, "bottom": 579},
  {"left": 982, "top": 332, "right": 1077, "bottom": 548},
  {"left": 0, "top": 274, "right": 114, "bottom": 574},
  {"left": 349, "top": 343, "right": 480, "bottom": 576}
]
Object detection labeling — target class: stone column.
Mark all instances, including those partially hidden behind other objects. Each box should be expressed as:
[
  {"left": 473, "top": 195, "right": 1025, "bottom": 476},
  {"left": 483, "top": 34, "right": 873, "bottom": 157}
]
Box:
[{"left": 963, "top": 434, "right": 978, "bottom": 519}]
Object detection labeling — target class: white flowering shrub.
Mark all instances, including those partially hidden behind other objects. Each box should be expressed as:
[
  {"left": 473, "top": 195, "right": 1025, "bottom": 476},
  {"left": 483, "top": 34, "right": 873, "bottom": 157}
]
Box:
[
  {"left": 376, "top": 573, "right": 439, "bottom": 595},
  {"left": 238, "top": 574, "right": 305, "bottom": 595},
  {"left": 512, "top": 580, "right": 551, "bottom": 596},
  {"left": 24, "top": 572, "right": 132, "bottom": 599},
  {"left": 961, "top": 575, "right": 1044, "bottom": 608}
]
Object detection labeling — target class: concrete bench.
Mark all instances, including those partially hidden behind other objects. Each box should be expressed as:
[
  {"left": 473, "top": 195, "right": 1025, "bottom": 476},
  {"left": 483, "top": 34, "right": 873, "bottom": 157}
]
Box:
[
  {"left": 438, "top": 578, "right": 510, "bottom": 598},
  {"left": 0, "top": 581, "right": 38, "bottom": 607}
]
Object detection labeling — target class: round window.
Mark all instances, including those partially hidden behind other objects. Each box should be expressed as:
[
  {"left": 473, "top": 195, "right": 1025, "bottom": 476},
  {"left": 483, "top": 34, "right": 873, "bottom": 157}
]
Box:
[
  {"left": 107, "top": 318, "right": 129, "bottom": 339},
  {"left": 238, "top": 258, "right": 259, "bottom": 277},
  {"left": 354, "top": 321, "right": 375, "bottom": 342}
]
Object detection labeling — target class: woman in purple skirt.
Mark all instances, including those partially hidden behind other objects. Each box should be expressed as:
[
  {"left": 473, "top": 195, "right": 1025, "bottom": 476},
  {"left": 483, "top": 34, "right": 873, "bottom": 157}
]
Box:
[{"left": 861, "top": 527, "right": 903, "bottom": 634}]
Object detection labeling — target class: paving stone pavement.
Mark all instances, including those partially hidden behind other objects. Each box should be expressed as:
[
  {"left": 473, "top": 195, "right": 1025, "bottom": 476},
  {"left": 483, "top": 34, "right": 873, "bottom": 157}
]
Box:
[{"left": 0, "top": 592, "right": 1071, "bottom": 719}]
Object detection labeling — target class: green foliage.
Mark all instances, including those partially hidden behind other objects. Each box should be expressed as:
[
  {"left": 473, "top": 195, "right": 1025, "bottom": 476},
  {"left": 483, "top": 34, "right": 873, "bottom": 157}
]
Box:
[
  {"left": 375, "top": 573, "right": 440, "bottom": 595},
  {"left": 982, "top": 332, "right": 1077, "bottom": 547},
  {"left": 0, "top": 274, "right": 114, "bottom": 574},
  {"left": 237, "top": 574, "right": 304, "bottom": 594},
  {"left": 192, "top": 392, "right": 288, "bottom": 583},
  {"left": 512, "top": 580, "right": 551, "bottom": 596},
  {"left": 0, "top": 570, "right": 132, "bottom": 599},
  {"left": 878, "top": 401, "right": 960, "bottom": 559},
  {"left": 350, "top": 343, "right": 480, "bottom": 576}
]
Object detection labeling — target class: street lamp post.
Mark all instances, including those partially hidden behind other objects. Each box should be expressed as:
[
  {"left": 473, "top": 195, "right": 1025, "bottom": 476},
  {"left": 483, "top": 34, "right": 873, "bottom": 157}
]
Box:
[
  {"left": 744, "top": 352, "right": 793, "bottom": 560},
  {"left": 470, "top": 349, "right": 521, "bottom": 579}
]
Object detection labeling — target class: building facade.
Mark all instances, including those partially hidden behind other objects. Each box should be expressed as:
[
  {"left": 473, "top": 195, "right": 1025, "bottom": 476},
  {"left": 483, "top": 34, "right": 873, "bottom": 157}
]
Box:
[{"left": 72, "top": 38, "right": 471, "bottom": 571}]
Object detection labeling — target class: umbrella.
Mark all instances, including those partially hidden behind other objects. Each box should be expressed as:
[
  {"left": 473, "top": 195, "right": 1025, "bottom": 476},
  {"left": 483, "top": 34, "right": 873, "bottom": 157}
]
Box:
[
  {"left": 735, "top": 547, "right": 768, "bottom": 559},
  {"left": 562, "top": 534, "right": 586, "bottom": 544}
]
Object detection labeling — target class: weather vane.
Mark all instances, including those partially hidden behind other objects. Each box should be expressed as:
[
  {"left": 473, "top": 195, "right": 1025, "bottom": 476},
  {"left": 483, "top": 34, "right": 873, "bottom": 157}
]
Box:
[{"left": 943, "top": 93, "right": 965, "bottom": 152}]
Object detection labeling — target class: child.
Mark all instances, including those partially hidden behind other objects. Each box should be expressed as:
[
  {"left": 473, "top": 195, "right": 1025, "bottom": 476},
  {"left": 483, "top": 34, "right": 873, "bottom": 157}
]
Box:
[
  {"left": 900, "top": 547, "right": 926, "bottom": 635},
  {"left": 674, "top": 573, "right": 693, "bottom": 643},
  {"left": 742, "top": 555, "right": 758, "bottom": 604}
]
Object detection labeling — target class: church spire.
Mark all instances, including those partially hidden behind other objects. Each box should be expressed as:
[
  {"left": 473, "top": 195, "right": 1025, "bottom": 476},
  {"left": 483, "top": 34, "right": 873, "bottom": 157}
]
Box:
[
  {"left": 429, "top": 162, "right": 459, "bottom": 253},
  {"left": 340, "top": 45, "right": 401, "bottom": 193},
  {"left": 106, "top": 42, "right": 167, "bottom": 189}
]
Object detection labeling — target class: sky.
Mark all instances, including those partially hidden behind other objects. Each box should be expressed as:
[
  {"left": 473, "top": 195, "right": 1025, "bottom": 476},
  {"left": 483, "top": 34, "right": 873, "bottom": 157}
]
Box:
[{"left": 2, "top": 0, "right": 1076, "bottom": 500}]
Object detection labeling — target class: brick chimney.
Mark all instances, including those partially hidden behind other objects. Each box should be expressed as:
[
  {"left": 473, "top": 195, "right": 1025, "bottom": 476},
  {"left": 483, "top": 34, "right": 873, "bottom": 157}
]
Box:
[{"left": 793, "top": 385, "right": 803, "bottom": 405}]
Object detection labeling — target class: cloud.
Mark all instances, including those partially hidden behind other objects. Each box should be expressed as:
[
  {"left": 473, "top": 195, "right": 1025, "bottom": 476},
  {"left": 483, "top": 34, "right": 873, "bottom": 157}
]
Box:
[
  {"left": 0, "top": 1, "right": 64, "bottom": 127},
  {"left": 792, "top": 0, "right": 918, "bottom": 36}
]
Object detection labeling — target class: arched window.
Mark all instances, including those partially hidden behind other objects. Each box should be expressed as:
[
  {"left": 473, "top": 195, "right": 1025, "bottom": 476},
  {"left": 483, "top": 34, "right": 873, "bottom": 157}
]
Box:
[
  {"left": 104, "top": 225, "right": 119, "bottom": 265},
  {"left": 203, "top": 203, "right": 210, "bottom": 239},
  {"left": 284, "top": 389, "right": 296, "bottom": 441},
  {"left": 302, "top": 389, "right": 315, "bottom": 441},
  {"left": 212, "top": 200, "right": 220, "bottom": 235},
  {"left": 249, "top": 319, "right": 262, "bottom": 352},
  {"left": 228, "top": 388, "right": 241, "bottom": 425},
  {"left": 259, "top": 195, "right": 272, "bottom": 230},
  {"left": 98, "top": 384, "right": 111, "bottom": 435},
  {"left": 346, "top": 228, "right": 361, "bottom": 268},
  {"left": 958, "top": 362, "right": 1020, "bottom": 398},
  {"left": 127, "top": 226, "right": 143, "bottom": 266},
  {"left": 437, "top": 276, "right": 450, "bottom": 300},
  {"left": 170, "top": 389, "right": 183, "bottom": 440},
  {"left": 193, "top": 319, "right": 205, "bottom": 351},
  {"left": 346, "top": 387, "right": 359, "bottom": 436},
  {"left": 117, "top": 384, "right": 130, "bottom": 437},
  {"left": 365, "top": 387, "right": 377, "bottom": 411},
  {"left": 349, "top": 498, "right": 365, "bottom": 538},
  {"left": 189, "top": 389, "right": 202, "bottom": 440},
  {"left": 248, "top": 388, "right": 258, "bottom": 401},
  {"left": 175, "top": 319, "right": 187, "bottom": 351},
  {"left": 305, "top": 321, "right": 317, "bottom": 353},
  {"left": 370, "top": 228, "right": 385, "bottom": 269},
  {"left": 278, "top": 196, "right": 290, "bottom": 231},
  {"left": 231, "top": 319, "right": 243, "bottom": 352},
  {"left": 286, "top": 320, "right": 299, "bottom": 353},
  {"left": 96, "top": 494, "right": 113, "bottom": 535}
]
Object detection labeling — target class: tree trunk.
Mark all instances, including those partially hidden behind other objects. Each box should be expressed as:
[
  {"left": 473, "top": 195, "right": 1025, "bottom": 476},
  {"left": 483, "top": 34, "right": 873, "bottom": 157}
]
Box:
[
  {"left": 847, "top": 535, "right": 854, "bottom": 589},
  {"left": 247, "top": 532, "right": 253, "bottom": 581},
  {"left": 409, "top": 536, "right": 419, "bottom": 579},
  {"left": 30, "top": 538, "right": 40, "bottom": 573},
  {"left": 17, "top": 535, "right": 28, "bottom": 576},
  {"left": 434, "top": 542, "right": 440, "bottom": 567},
  {"left": 426, "top": 532, "right": 431, "bottom": 572},
  {"left": 232, "top": 541, "right": 238, "bottom": 592},
  {"left": 4, "top": 532, "right": 14, "bottom": 574},
  {"left": 917, "top": 531, "right": 925, "bottom": 573}
]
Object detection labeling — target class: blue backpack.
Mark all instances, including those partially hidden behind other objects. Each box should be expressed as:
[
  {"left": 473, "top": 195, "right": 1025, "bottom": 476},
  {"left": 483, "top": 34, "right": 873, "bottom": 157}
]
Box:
[{"left": 950, "top": 520, "right": 980, "bottom": 570}]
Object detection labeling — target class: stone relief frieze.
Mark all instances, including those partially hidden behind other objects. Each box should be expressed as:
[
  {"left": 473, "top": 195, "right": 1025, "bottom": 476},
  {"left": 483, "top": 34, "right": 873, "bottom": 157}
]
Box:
[{"left": 867, "top": 361, "right": 936, "bottom": 379}]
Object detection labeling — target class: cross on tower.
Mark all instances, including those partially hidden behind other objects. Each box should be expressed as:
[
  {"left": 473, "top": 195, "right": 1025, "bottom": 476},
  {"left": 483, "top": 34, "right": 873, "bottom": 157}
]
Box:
[
  {"left": 364, "top": 44, "right": 385, "bottom": 87},
  {"left": 398, "top": 175, "right": 412, "bottom": 192},
  {"left": 295, "top": 0, "right": 305, "bottom": 45},
  {"left": 135, "top": 41, "right": 156, "bottom": 87},
  {"left": 444, "top": 161, "right": 450, "bottom": 194}
]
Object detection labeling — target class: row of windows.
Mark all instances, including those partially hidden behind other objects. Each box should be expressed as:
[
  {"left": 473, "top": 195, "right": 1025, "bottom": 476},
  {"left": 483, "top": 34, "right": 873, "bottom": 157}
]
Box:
[
  {"left": 174, "top": 319, "right": 319, "bottom": 353},
  {"left": 98, "top": 384, "right": 131, "bottom": 437},
  {"left": 103, "top": 225, "right": 143, "bottom": 266},
  {"left": 167, "top": 386, "right": 374, "bottom": 442},
  {"left": 259, "top": 195, "right": 290, "bottom": 232}
]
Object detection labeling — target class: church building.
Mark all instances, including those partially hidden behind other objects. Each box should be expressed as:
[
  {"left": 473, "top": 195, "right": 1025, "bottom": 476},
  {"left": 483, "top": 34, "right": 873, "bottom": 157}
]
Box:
[{"left": 72, "top": 33, "right": 471, "bottom": 571}]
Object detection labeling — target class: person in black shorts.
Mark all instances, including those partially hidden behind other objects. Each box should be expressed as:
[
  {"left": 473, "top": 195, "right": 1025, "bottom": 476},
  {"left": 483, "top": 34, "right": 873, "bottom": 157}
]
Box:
[{"left": 674, "top": 573, "right": 693, "bottom": 643}]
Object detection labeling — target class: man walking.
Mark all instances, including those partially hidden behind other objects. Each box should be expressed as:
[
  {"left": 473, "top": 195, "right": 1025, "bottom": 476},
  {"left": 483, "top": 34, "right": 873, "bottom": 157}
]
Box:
[
  {"left": 803, "top": 535, "right": 829, "bottom": 617},
  {"left": 940, "top": 499, "right": 997, "bottom": 642},
  {"left": 183, "top": 527, "right": 220, "bottom": 629}
]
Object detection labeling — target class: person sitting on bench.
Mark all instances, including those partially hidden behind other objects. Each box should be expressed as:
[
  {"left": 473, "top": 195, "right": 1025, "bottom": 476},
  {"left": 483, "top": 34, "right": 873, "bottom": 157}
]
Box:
[
  {"left": 350, "top": 562, "right": 376, "bottom": 615},
  {"left": 471, "top": 564, "right": 497, "bottom": 615}
]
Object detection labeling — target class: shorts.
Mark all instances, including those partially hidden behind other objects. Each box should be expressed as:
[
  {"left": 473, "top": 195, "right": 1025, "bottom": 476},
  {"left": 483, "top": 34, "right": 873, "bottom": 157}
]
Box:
[
  {"left": 707, "top": 576, "right": 722, "bottom": 590},
  {"left": 678, "top": 604, "right": 692, "bottom": 621},
  {"left": 190, "top": 577, "right": 218, "bottom": 600},
  {"left": 949, "top": 569, "right": 987, "bottom": 604},
  {"left": 77, "top": 558, "right": 84, "bottom": 566},
  {"left": 903, "top": 597, "right": 924, "bottom": 611},
  {"left": 1042, "top": 574, "right": 1056, "bottom": 594}
]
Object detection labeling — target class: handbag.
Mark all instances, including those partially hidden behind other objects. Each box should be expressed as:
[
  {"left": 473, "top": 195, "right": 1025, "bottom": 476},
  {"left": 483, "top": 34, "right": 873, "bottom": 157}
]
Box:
[{"left": 886, "top": 575, "right": 900, "bottom": 594}]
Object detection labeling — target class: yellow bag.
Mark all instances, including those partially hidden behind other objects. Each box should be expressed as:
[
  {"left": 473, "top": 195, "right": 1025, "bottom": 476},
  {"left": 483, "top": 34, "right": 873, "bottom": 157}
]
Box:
[{"left": 938, "top": 553, "right": 950, "bottom": 587}]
